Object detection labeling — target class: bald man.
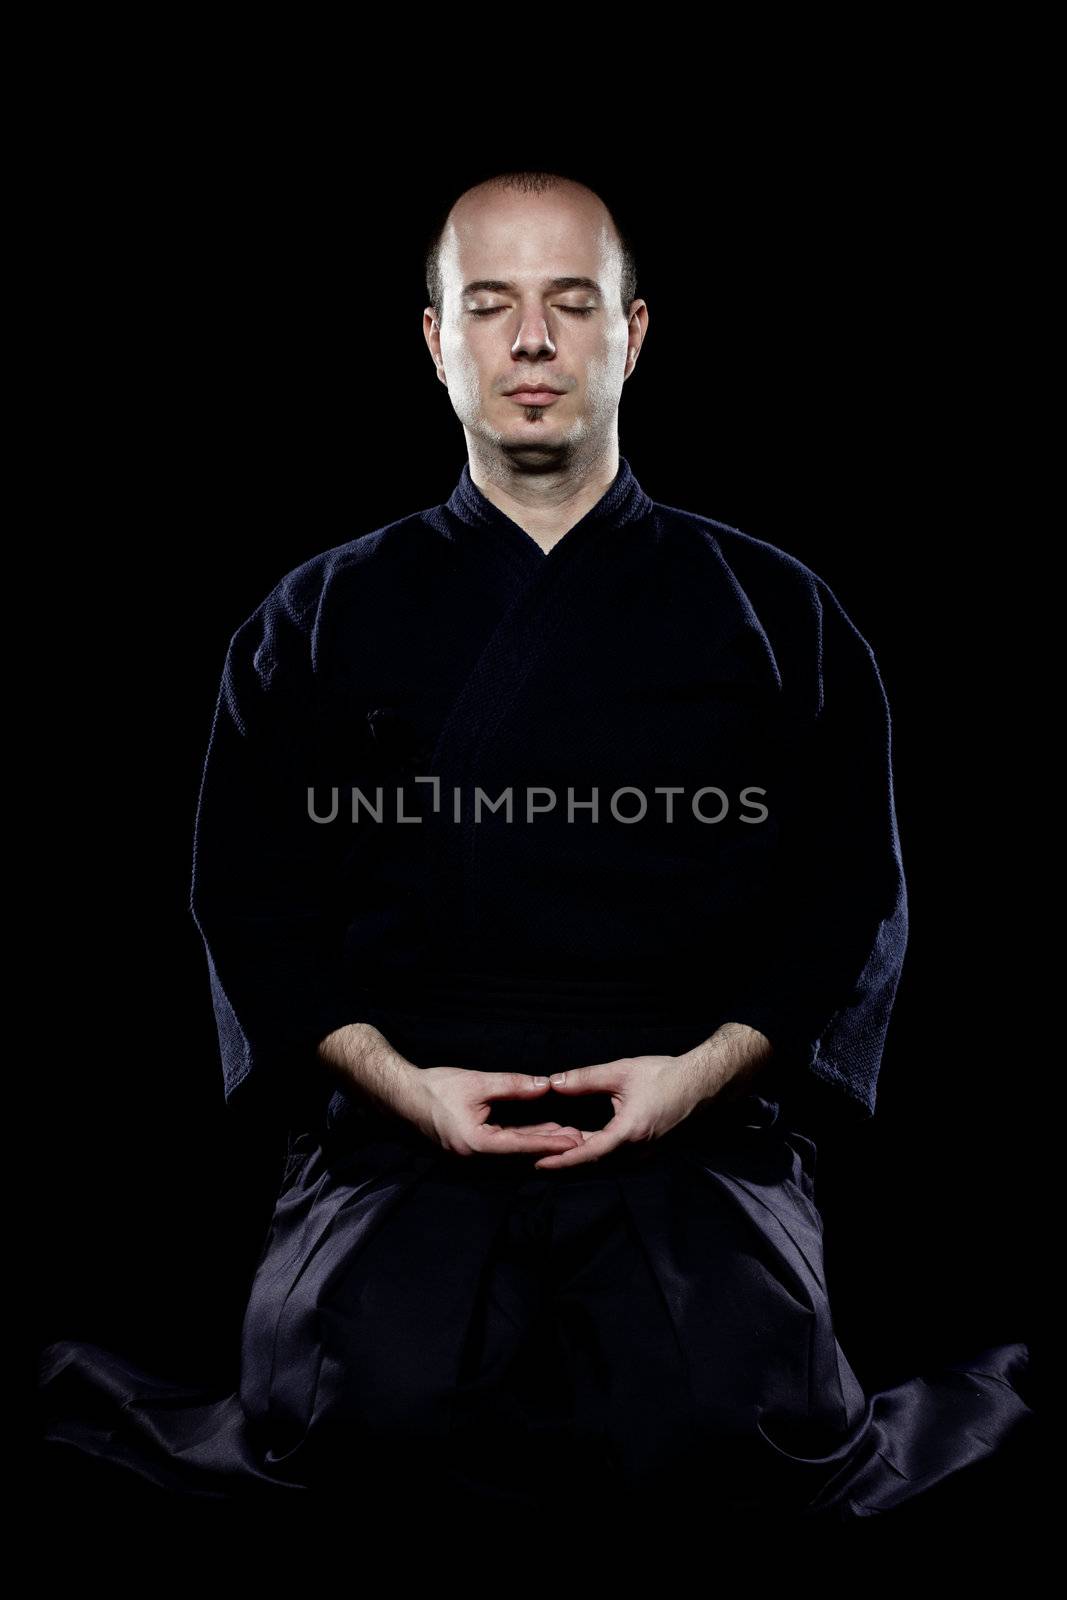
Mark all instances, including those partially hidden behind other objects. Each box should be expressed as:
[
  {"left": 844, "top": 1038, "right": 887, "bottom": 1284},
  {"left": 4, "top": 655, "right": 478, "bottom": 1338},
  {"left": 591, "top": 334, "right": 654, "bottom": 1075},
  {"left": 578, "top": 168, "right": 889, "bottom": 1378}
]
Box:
[{"left": 40, "top": 170, "right": 1032, "bottom": 1531}]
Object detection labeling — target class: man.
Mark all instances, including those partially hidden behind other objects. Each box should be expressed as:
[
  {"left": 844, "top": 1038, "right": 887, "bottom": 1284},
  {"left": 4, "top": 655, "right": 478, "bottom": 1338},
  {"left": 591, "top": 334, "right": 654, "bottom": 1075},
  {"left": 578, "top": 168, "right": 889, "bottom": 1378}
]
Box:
[{"left": 40, "top": 170, "right": 1032, "bottom": 1529}]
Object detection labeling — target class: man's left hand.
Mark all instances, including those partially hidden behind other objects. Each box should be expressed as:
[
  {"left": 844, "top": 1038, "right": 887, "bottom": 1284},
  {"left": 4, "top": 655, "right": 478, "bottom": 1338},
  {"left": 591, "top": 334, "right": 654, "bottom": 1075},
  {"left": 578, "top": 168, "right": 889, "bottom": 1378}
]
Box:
[{"left": 531, "top": 1026, "right": 773, "bottom": 1170}]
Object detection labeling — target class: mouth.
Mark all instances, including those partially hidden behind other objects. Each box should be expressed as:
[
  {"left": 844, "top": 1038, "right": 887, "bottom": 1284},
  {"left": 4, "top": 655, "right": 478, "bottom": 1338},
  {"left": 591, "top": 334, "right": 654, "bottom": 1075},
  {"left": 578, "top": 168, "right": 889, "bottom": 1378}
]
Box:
[{"left": 506, "top": 390, "right": 564, "bottom": 405}]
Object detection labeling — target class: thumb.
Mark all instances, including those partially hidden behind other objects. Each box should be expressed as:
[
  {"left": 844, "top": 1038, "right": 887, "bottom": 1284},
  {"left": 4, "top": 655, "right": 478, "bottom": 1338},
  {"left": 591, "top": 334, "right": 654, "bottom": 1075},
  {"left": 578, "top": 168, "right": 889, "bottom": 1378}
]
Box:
[
  {"left": 482, "top": 1071, "right": 554, "bottom": 1100},
  {"left": 548, "top": 1062, "right": 622, "bottom": 1094}
]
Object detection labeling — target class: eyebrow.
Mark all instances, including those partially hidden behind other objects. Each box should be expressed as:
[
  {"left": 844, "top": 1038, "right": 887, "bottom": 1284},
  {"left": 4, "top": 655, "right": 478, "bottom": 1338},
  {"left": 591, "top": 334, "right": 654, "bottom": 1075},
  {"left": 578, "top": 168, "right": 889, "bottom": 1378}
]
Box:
[{"left": 461, "top": 276, "right": 604, "bottom": 298}]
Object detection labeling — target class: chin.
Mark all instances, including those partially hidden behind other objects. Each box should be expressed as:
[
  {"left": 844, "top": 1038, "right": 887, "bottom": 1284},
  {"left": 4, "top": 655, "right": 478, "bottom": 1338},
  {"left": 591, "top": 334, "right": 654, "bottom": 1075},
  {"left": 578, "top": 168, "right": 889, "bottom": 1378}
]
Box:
[{"left": 505, "top": 410, "right": 581, "bottom": 441}]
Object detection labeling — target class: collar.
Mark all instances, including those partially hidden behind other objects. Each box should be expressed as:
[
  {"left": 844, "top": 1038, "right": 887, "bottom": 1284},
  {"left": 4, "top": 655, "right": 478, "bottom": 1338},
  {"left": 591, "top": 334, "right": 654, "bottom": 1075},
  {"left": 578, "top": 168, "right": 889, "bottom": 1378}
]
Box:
[{"left": 443, "top": 455, "right": 654, "bottom": 570}]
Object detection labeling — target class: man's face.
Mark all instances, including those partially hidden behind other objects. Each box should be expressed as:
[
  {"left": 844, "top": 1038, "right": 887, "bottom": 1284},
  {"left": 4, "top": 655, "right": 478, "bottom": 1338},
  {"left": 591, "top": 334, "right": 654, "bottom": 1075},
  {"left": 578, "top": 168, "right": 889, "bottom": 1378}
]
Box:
[{"left": 424, "top": 186, "right": 643, "bottom": 466}]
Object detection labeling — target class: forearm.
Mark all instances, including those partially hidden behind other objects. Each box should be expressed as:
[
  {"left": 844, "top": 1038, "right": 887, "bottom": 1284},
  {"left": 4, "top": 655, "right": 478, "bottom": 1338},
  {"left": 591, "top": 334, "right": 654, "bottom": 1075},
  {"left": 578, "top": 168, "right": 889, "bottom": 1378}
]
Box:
[
  {"left": 681, "top": 1020, "right": 776, "bottom": 1105},
  {"left": 316, "top": 1022, "right": 423, "bottom": 1122}
]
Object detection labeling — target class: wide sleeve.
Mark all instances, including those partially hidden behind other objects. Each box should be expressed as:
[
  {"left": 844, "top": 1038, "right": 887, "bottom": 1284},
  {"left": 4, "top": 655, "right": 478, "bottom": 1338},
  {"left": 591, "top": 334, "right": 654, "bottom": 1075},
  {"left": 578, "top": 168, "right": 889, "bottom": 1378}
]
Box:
[
  {"left": 189, "top": 566, "right": 362, "bottom": 1120},
  {"left": 723, "top": 580, "right": 909, "bottom": 1123}
]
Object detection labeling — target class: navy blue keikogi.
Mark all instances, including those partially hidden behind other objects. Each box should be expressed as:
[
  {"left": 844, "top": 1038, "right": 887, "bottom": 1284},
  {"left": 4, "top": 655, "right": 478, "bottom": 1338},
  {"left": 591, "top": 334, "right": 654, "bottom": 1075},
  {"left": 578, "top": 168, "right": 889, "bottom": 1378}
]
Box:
[{"left": 39, "top": 456, "right": 1031, "bottom": 1524}]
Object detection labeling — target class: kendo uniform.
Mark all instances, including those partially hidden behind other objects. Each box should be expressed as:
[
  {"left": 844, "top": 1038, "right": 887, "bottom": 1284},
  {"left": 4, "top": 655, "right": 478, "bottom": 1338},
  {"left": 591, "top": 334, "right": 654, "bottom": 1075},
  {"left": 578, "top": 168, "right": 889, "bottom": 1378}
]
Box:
[{"left": 38, "top": 456, "right": 1033, "bottom": 1532}]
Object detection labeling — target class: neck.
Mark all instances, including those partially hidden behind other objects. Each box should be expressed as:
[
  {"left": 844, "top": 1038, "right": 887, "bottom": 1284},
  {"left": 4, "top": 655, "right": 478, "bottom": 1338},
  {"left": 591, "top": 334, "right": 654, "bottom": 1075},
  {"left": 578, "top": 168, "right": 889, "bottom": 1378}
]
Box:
[{"left": 464, "top": 439, "right": 621, "bottom": 554}]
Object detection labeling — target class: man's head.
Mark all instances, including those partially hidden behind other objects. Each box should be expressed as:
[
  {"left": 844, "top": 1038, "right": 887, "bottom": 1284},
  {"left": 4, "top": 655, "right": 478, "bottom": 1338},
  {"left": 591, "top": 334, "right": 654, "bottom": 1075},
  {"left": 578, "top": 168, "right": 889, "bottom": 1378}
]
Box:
[{"left": 423, "top": 171, "right": 647, "bottom": 475}]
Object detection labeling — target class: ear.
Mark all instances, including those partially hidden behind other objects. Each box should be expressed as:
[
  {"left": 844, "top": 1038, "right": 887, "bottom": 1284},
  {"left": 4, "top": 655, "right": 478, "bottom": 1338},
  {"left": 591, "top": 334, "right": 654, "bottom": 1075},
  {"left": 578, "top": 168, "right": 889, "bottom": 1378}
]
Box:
[{"left": 422, "top": 308, "right": 448, "bottom": 386}]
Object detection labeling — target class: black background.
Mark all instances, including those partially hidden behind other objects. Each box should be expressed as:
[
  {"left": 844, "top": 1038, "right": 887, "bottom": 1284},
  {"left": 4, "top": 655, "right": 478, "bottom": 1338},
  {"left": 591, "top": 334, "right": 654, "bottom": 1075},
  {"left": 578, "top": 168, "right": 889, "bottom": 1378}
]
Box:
[{"left": 36, "top": 104, "right": 1045, "bottom": 1501}]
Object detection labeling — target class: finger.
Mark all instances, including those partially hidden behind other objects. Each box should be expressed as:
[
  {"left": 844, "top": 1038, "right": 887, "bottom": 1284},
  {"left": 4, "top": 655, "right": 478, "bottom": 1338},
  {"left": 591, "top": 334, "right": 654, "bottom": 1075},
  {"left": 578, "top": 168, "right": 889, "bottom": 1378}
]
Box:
[
  {"left": 482, "top": 1122, "right": 588, "bottom": 1144},
  {"left": 533, "top": 1122, "right": 633, "bottom": 1169},
  {"left": 545, "top": 1062, "right": 627, "bottom": 1095},
  {"left": 480, "top": 1072, "right": 555, "bottom": 1100},
  {"left": 506, "top": 1121, "right": 572, "bottom": 1134},
  {"left": 472, "top": 1128, "right": 584, "bottom": 1156}
]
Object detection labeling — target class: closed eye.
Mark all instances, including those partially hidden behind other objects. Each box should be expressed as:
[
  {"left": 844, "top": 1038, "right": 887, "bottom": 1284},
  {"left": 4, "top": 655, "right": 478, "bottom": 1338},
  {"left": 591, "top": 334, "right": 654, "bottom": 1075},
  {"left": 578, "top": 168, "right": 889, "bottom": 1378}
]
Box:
[{"left": 468, "top": 307, "right": 596, "bottom": 317}]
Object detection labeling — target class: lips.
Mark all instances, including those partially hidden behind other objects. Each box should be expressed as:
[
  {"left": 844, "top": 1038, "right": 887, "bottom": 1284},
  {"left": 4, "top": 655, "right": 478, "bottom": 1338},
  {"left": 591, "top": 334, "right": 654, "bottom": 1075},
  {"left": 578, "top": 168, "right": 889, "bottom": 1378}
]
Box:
[{"left": 506, "top": 389, "right": 564, "bottom": 403}]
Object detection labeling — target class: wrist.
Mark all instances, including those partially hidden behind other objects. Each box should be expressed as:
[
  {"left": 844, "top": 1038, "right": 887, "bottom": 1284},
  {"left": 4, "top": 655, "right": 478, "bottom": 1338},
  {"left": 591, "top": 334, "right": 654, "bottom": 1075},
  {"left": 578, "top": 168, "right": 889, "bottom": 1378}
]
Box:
[
  {"left": 683, "top": 1022, "right": 774, "bottom": 1106},
  {"left": 318, "top": 1023, "right": 421, "bottom": 1117}
]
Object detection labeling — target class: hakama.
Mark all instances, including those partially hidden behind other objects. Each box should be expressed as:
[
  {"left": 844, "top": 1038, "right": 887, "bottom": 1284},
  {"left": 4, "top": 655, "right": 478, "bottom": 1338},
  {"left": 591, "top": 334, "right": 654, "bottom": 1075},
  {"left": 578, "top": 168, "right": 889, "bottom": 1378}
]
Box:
[{"left": 39, "top": 1086, "right": 1032, "bottom": 1529}]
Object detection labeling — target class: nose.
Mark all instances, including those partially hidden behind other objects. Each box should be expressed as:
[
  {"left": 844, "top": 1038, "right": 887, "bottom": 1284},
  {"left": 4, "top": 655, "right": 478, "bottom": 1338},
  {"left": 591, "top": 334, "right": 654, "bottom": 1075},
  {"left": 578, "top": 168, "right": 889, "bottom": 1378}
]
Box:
[{"left": 511, "top": 315, "right": 556, "bottom": 362}]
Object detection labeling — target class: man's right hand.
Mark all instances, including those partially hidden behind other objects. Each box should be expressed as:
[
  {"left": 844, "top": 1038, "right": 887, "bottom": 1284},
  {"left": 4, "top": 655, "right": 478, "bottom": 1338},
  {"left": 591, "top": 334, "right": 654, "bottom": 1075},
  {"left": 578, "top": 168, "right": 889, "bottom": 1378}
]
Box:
[
  {"left": 316, "top": 1023, "right": 583, "bottom": 1159},
  {"left": 406, "top": 1066, "right": 586, "bottom": 1157}
]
